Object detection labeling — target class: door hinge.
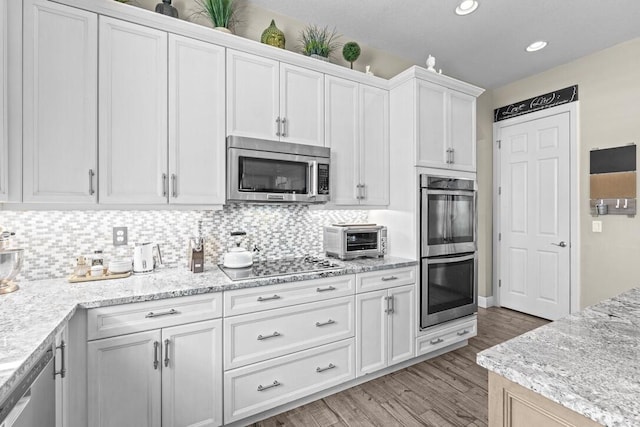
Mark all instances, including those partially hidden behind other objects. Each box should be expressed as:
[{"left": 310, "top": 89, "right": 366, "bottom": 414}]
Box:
[
  {"left": 497, "top": 140, "right": 501, "bottom": 149},
  {"left": 498, "top": 233, "right": 502, "bottom": 241},
  {"left": 499, "top": 279, "right": 502, "bottom": 288}
]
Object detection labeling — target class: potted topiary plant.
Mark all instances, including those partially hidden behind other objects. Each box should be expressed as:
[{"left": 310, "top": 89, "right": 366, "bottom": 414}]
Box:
[
  {"left": 299, "top": 25, "right": 340, "bottom": 61},
  {"left": 342, "top": 41, "right": 361, "bottom": 69},
  {"left": 194, "top": 0, "right": 236, "bottom": 33}
]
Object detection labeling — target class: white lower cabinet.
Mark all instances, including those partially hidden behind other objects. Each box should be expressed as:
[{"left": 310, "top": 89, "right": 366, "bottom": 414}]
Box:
[
  {"left": 224, "top": 339, "right": 355, "bottom": 423},
  {"left": 356, "top": 284, "right": 416, "bottom": 377},
  {"left": 54, "top": 326, "right": 69, "bottom": 427},
  {"left": 88, "top": 319, "right": 222, "bottom": 427},
  {"left": 416, "top": 315, "right": 477, "bottom": 356}
]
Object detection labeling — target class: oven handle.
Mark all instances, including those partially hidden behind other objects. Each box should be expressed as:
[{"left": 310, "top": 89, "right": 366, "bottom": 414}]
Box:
[
  {"left": 424, "top": 188, "right": 476, "bottom": 197},
  {"left": 426, "top": 253, "right": 476, "bottom": 265},
  {"left": 308, "top": 161, "right": 318, "bottom": 197}
]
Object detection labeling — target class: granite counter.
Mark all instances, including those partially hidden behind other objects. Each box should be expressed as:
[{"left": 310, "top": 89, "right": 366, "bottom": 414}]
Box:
[
  {"left": 477, "top": 287, "right": 640, "bottom": 427},
  {"left": 0, "top": 256, "right": 416, "bottom": 406}
]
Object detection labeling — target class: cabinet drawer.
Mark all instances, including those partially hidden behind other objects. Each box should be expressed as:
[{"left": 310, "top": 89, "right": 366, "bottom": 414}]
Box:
[
  {"left": 87, "top": 293, "right": 222, "bottom": 340},
  {"left": 224, "top": 296, "right": 354, "bottom": 369},
  {"left": 356, "top": 266, "right": 416, "bottom": 293},
  {"left": 416, "top": 316, "right": 477, "bottom": 356},
  {"left": 224, "top": 338, "right": 355, "bottom": 423},
  {"left": 224, "top": 275, "right": 355, "bottom": 316}
]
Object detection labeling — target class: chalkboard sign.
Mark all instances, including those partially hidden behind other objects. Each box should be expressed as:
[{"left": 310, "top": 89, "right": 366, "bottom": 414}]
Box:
[
  {"left": 494, "top": 86, "right": 578, "bottom": 122},
  {"left": 590, "top": 145, "right": 636, "bottom": 174}
]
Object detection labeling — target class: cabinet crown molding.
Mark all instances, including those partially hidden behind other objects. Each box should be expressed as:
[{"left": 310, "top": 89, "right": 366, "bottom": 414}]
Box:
[{"left": 390, "top": 66, "right": 484, "bottom": 97}]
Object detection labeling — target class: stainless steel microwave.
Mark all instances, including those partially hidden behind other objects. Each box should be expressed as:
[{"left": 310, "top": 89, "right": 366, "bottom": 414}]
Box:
[
  {"left": 227, "top": 136, "right": 330, "bottom": 203},
  {"left": 323, "top": 224, "right": 387, "bottom": 260}
]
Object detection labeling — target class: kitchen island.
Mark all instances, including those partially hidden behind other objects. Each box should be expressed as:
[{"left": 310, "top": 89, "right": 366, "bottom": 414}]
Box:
[{"left": 477, "top": 287, "right": 640, "bottom": 427}]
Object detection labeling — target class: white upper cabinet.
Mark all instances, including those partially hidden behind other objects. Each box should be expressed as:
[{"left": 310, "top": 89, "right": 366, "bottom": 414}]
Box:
[
  {"left": 0, "top": 0, "right": 7, "bottom": 202},
  {"left": 279, "top": 63, "right": 324, "bottom": 146},
  {"left": 326, "top": 75, "right": 389, "bottom": 206},
  {"left": 227, "top": 49, "right": 325, "bottom": 146},
  {"left": 416, "top": 80, "right": 477, "bottom": 172},
  {"left": 22, "top": 0, "right": 97, "bottom": 203},
  {"left": 98, "top": 17, "right": 168, "bottom": 204},
  {"left": 168, "top": 34, "right": 225, "bottom": 205}
]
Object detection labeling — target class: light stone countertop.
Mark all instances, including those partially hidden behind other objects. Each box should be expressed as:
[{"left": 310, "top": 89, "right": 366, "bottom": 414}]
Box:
[
  {"left": 0, "top": 256, "right": 416, "bottom": 405},
  {"left": 477, "top": 287, "right": 640, "bottom": 427}
]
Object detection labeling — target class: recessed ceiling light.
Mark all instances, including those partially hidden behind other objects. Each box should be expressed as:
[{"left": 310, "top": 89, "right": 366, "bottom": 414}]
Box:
[
  {"left": 455, "top": 0, "right": 479, "bottom": 16},
  {"left": 526, "top": 41, "right": 548, "bottom": 52}
]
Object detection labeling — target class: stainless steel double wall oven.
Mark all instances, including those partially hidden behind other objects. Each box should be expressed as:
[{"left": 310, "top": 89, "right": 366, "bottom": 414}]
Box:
[{"left": 420, "top": 175, "right": 477, "bottom": 328}]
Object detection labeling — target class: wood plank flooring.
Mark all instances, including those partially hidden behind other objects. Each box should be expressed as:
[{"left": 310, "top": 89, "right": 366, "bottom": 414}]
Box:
[{"left": 249, "top": 307, "right": 549, "bottom": 427}]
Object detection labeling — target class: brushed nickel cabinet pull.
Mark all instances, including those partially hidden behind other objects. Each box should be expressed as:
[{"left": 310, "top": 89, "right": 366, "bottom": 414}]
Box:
[
  {"left": 316, "top": 286, "right": 336, "bottom": 293},
  {"left": 257, "top": 331, "right": 281, "bottom": 341},
  {"left": 257, "top": 380, "right": 281, "bottom": 392},
  {"left": 153, "top": 341, "right": 159, "bottom": 369},
  {"left": 281, "top": 117, "right": 287, "bottom": 137},
  {"left": 257, "top": 295, "right": 281, "bottom": 302},
  {"left": 381, "top": 276, "right": 398, "bottom": 281},
  {"left": 275, "top": 117, "right": 281, "bottom": 137},
  {"left": 315, "top": 319, "right": 335, "bottom": 327},
  {"left": 164, "top": 339, "right": 170, "bottom": 367},
  {"left": 457, "top": 329, "right": 469, "bottom": 336},
  {"left": 54, "top": 340, "right": 66, "bottom": 379},
  {"left": 162, "top": 173, "right": 167, "bottom": 197},
  {"left": 145, "top": 309, "right": 179, "bottom": 318},
  {"left": 430, "top": 338, "right": 444, "bottom": 345},
  {"left": 316, "top": 363, "right": 336, "bottom": 373},
  {"left": 388, "top": 295, "right": 394, "bottom": 314},
  {"left": 88, "top": 169, "right": 95, "bottom": 195},
  {"left": 171, "top": 174, "right": 177, "bottom": 198}
]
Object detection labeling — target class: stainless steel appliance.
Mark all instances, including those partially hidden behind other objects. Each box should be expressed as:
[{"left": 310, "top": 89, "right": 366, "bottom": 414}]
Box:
[
  {"left": 219, "top": 256, "right": 342, "bottom": 281},
  {"left": 227, "top": 136, "right": 330, "bottom": 203},
  {"left": 0, "top": 350, "right": 55, "bottom": 427},
  {"left": 323, "top": 224, "right": 387, "bottom": 260},
  {"left": 420, "top": 175, "right": 477, "bottom": 328}
]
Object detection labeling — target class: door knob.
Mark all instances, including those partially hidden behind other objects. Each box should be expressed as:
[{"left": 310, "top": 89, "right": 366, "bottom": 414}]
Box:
[{"left": 551, "top": 241, "right": 567, "bottom": 248}]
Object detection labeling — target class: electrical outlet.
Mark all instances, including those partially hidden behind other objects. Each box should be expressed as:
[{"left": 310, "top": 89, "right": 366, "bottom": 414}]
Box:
[
  {"left": 113, "top": 227, "right": 128, "bottom": 246},
  {"left": 592, "top": 221, "right": 602, "bottom": 233}
]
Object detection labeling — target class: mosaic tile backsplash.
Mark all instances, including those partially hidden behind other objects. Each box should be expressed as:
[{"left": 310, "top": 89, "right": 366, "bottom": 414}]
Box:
[{"left": 1, "top": 204, "right": 368, "bottom": 281}]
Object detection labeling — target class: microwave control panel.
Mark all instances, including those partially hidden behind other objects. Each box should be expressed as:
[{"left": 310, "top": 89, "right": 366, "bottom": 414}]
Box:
[{"left": 318, "top": 164, "right": 330, "bottom": 195}]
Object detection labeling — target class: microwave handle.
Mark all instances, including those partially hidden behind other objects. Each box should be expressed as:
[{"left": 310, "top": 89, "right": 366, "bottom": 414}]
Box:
[{"left": 308, "top": 161, "right": 318, "bottom": 197}]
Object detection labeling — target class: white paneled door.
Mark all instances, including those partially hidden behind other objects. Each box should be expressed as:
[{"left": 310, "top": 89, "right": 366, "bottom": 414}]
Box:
[{"left": 498, "top": 112, "right": 571, "bottom": 320}]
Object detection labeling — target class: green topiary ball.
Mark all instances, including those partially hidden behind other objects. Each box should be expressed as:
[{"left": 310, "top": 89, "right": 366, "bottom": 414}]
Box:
[{"left": 342, "top": 42, "right": 361, "bottom": 68}]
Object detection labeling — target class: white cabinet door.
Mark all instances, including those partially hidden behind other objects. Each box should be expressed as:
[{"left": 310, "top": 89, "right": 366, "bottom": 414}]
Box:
[
  {"left": 387, "top": 284, "right": 416, "bottom": 366},
  {"left": 325, "top": 76, "right": 359, "bottom": 205},
  {"left": 162, "top": 320, "right": 223, "bottom": 427},
  {"left": 355, "top": 289, "right": 387, "bottom": 377},
  {"left": 359, "top": 85, "right": 389, "bottom": 206},
  {"left": 88, "top": 330, "right": 162, "bottom": 427},
  {"left": 0, "top": 0, "right": 7, "bottom": 202},
  {"left": 54, "top": 326, "right": 69, "bottom": 427},
  {"left": 417, "top": 81, "right": 447, "bottom": 168},
  {"left": 280, "top": 63, "right": 324, "bottom": 146},
  {"left": 22, "top": 0, "right": 97, "bottom": 203},
  {"left": 226, "top": 49, "right": 279, "bottom": 140},
  {"left": 449, "top": 90, "right": 476, "bottom": 172},
  {"left": 168, "top": 35, "right": 225, "bottom": 205},
  {"left": 98, "top": 17, "right": 167, "bottom": 204}
]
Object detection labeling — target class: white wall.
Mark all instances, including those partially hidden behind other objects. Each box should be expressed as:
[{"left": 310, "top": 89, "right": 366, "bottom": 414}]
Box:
[{"left": 485, "top": 37, "right": 640, "bottom": 307}]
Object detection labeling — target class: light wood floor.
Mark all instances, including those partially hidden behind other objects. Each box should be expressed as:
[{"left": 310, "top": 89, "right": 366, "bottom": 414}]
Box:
[{"left": 249, "top": 307, "right": 549, "bottom": 427}]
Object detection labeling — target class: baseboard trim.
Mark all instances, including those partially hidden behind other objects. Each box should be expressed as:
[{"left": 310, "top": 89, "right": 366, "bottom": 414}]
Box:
[{"left": 479, "top": 295, "right": 495, "bottom": 308}]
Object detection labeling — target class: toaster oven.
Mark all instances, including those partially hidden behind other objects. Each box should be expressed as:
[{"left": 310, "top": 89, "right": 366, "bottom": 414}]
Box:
[{"left": 323, "top": 224, "right": 387, "bottom": 260}]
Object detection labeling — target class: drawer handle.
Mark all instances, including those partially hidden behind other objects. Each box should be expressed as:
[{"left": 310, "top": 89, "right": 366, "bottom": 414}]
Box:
[
  {"left": 257, "top": 295, "right": 281, "bottom": 302},
  {"left": 430, "top": 338, "right": 444, "bottom": 345},
  {"left": 164, "top": 339, "right": 170, "bottom": 367},
  {"left": 316, "top": 363, "right": 336, "bottom": 373},
  {"left": 457, "top": 329, "right": 470, "bottom": 336},
  {"left": 145, "top": 309, "right": 179, "bottom": 318},
  {"left": 257, "top": 331, "right": 281, "bottom": 341},
  {"left": 316, "top": 286, "right": 336, "bottom": 292},
  {"left": 381, "top": 276, "right": 398, "bottom": 281},
  {"left": 257, "top": 380, "right": 281, "bottom": 392},
  {"left": 315, "top": 319, "right": 335, "bottom": 327},
  {"left": 153, "top": 341, "right": 160, "bottom": 370}
]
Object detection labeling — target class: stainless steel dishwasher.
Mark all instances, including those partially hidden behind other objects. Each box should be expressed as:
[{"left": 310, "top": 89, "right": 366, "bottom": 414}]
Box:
[{"left": 0, "top": 349, "right": 55, "bottom": 427}]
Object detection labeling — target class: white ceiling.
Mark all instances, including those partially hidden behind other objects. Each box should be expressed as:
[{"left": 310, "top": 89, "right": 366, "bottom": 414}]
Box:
[{"left": 245, "top": 0, "right": 640, "bottom": 89}]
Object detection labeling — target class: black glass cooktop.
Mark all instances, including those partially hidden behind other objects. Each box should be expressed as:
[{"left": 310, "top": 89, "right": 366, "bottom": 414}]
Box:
[{"left": 219, "top": 256, "right": 343, "bottom": 281}]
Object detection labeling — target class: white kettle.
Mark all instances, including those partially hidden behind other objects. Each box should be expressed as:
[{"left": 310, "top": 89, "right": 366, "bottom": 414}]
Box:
[
  {"left": 223, "top": 232, "right": 253, "bottom": 269},
  {"left": 133, "top": 242, "right": 162, "bottom": 274}
]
